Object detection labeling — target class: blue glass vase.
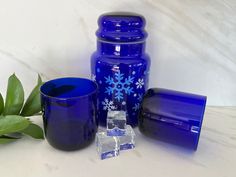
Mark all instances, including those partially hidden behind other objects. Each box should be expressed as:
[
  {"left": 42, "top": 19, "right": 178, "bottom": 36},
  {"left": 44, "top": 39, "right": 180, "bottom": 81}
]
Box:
[{"left": 91, "top": 12, "right": 151, "bottom": 127}]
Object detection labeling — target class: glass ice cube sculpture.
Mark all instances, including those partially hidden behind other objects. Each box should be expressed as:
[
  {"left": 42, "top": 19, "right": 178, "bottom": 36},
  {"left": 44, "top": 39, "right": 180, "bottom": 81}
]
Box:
[
  {"left": 96, "top": 131, "right": 120, "bottom": 160},
  {"left": 119, "top": 125, "right": 135, "bottom": 150},
  {"left": 107, "top": 111, "right": 126, "bottom": 136}
]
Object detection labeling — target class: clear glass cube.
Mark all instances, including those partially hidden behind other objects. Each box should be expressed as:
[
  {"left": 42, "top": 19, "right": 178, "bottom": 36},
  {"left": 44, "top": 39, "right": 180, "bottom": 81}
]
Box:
[
  {"left": 96, "top": 131, "right": 120, "bottom": 160},
  {"left": 107, "top": 110, "right": 126, "bottom": 136},
  {"left": 119, "top": 125, "right": 135, "bottom": 150}
]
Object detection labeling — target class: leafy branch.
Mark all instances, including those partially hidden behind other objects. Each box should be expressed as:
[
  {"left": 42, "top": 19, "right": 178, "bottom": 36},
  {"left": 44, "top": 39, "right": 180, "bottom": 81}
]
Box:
[{"left": 0, "top": 74, "right": 44, "bottom": 144}]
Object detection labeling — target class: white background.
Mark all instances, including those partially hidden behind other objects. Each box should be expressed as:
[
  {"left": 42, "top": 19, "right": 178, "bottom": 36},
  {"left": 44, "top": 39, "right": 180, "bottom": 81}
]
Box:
[{"left": 0, "top": 0, "right": 235, "bottom": 105}]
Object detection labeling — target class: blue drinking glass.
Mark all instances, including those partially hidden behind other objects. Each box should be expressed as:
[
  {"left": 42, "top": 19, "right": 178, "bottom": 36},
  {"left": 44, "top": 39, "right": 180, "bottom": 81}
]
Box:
[
  {"left": 40, "top": 78, "right": 98, "bottom": 151},
  {"left": 139, "top": 88, "right": 207, "bottom": 150}
]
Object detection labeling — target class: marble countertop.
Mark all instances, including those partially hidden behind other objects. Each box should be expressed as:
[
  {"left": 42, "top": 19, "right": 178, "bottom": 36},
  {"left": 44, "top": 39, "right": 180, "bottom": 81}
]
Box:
[{"left": 0, "top": 106, "right": 235, "bottom": 177}]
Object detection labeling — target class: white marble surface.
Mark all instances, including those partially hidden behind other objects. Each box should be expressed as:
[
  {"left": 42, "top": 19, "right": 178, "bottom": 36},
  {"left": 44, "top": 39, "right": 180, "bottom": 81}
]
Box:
[
  {"left": 0, "top": 0, "right": 236, "bottom": 106},
  {"left": 0, "top": 107, "right": 235, "bottom": 177}
]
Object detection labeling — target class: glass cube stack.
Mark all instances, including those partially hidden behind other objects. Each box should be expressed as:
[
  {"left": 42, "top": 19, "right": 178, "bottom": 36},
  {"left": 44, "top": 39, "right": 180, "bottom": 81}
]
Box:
[
  {"left": 107, "top": 111, "right": 126, "bottom": 136},
  {"left": 96, "top": 111, "right": 135, "bottom": 160}
]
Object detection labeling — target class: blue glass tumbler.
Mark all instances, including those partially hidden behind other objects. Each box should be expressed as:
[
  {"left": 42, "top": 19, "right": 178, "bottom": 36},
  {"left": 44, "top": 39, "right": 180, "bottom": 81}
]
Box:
[
  {"left": 91, "top": 12, "right": 151, "bottom": 127},
  {"left": 40, "top": 78, "right": 98, "bottom": 151},
  {"left": 139, "top": 88, "right": 207, "bottom": 150}
]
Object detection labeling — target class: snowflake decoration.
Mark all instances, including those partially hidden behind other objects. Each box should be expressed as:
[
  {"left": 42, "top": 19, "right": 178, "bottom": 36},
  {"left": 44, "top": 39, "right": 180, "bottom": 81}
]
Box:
[
  {"left": 104, "top": 70, "right": 134, "bottom": 101},
  {"left": 137, "top": 94, "right": 143, "bottom": 101},
  {"left": 91, "top": 74, "right": 96, "bottom": 81},
  {"left": 102, "top": 98, "right": 116, "bottom": 111},
  {"left": 136, "top": 78, "right": 144, "bottom": 89},
  {"left": 132, "top": 103, "right": 140, "bottom": 111}
]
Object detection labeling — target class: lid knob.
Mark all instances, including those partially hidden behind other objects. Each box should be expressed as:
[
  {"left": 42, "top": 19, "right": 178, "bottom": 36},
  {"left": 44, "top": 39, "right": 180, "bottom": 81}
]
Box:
[{"left": 96, "top": 12, "right": 148, "bottom": 42}]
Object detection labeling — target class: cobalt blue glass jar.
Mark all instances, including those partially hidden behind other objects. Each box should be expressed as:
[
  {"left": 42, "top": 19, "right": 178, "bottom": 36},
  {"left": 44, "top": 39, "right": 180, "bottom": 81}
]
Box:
[{"left": 91, "top": 12, "right": 151, "bottom": 127}]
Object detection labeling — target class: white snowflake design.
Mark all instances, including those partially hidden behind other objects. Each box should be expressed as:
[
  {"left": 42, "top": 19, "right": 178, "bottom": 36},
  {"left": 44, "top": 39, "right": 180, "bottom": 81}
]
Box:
[
  {"left": 135, "top": 78, "right": 144, "bottom": 89},
  {"left": 102, "top": 98, "right": 116, "bottom": 111},
  {"left": 132, "top": 103, "right": 140, "bottom": 111},
  {"left": 91, "top": 74, "right": 96, "bottom": 81},
  {"left": 104, "top": 70, "right": 134, "bottom": 101},
  {"left": 137, "top": 93, "right": 143, "bottom": 101}
]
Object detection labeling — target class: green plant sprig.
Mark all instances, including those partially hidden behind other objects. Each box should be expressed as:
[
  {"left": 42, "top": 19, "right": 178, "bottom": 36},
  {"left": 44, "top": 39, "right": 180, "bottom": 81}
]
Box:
[{"left": 0, "top": 74, "right": 44, "bottom": 144}]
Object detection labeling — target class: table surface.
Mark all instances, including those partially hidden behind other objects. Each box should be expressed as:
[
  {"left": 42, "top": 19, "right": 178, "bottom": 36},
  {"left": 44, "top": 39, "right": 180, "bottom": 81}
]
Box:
[{"left": 0, "top": 106, "right": 235, "bottom": 177}]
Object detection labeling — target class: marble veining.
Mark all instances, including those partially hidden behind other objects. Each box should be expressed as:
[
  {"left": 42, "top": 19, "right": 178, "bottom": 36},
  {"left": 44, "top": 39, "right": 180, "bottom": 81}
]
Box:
[{"left": 0, "top": 0, "right": 235, "bottom": 105}]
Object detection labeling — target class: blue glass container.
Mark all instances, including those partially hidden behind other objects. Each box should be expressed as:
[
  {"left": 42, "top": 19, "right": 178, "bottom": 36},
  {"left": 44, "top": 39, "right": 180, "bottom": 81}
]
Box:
[
  {"left": 139, "top": 88, "right": 207, "bottom": 150},
  {"left": 40, "top": 78, "right": 98, "bottom": 151},
  {"left": 91, "top": 12, "right": 151, "bottom": 126}
]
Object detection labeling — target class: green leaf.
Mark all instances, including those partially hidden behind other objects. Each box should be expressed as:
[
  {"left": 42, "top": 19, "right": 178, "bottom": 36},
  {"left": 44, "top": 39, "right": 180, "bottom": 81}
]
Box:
[
  {"left": 20, "top": 76, "right": 43, "bottom": 116},
  {"left": 37, "top": 74, "right": 43, "bottom": 85},
  {"left": 21, "top": 123, "right": 44, "bottom": 139},
  {"left": 0, "top": 115, "right": 30, "bottom": 136},
  {"left": 0, "top": 135, "right": 19, "bottom": 144},
  {"left": 0, "top": 93, "right": 4, "bottom": 115},
  {"left": 3, "top": 74, "right": 24, "bottom": 115},
  {"left": 6, "top": 132, "right": 23, "bottom": 139},
  {"left": 0, "top": 136, "right": 18, "bottom": 144}
]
